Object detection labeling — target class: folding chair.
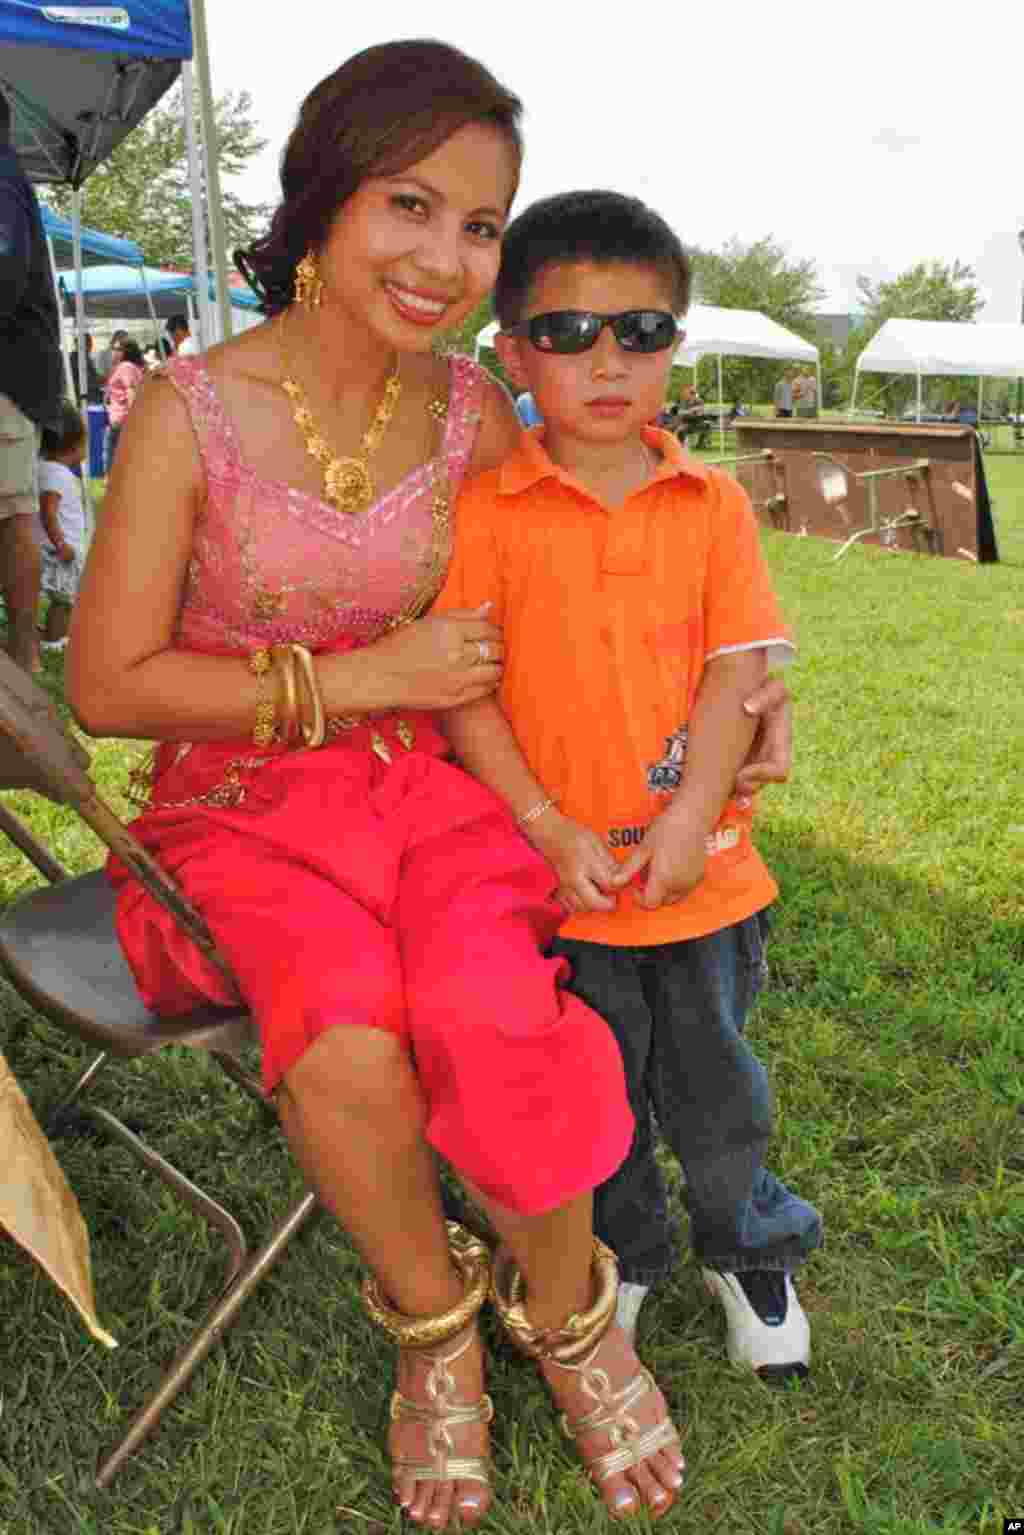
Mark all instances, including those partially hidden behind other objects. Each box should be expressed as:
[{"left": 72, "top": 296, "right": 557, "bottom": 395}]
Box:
[{"left": 0, "top": 651, "right": 317, "bottom": 1487}]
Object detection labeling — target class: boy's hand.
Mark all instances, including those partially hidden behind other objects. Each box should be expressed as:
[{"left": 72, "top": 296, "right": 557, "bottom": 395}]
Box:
[
  {"left": 611, "top": 814, "right": 707, "bottom": 910},
  {"left": 735, "top": 676, "right": 792, "bottom": 796},
  {"left": 526, "top": 810, "right": 619, "bottom": 914}
]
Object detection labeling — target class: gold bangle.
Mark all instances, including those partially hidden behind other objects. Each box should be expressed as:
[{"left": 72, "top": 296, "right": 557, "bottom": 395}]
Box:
[
  {"left": 248, "top": 648, "right": 276, "bottom": 747},
  {"left": 291, "top": 643, "right": 326, "bottom": 748},
  {"left": 270, "top": 644, "right": 300, "bottom": 746}
]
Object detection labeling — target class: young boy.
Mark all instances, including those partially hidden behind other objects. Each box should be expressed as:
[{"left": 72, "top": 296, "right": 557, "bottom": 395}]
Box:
[{"left": 437, "top": 190, "right": 822, "bottom": 1378}]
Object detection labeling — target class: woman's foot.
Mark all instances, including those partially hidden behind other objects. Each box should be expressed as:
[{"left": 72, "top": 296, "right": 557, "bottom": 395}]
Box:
[
  {"left": 538, "top": 1320, "right": 685, "bottom": 1521},
  {"left": 389, "top": 1322, "right": 492, "bottom": 1529}
]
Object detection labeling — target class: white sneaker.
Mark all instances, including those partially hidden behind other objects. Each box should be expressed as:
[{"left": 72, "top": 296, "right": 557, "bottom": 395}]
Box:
[
  {"left": 701, "top": 1268, "right": 810, "bottom": 1379},
  {"left": 615, "top": 1281, "right": 650, "bottom": 1342}
]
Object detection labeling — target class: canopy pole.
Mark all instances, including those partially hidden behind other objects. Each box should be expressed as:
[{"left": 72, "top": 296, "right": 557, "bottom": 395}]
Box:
[
  {"left": 916, "top": 368, "right": 922, "bottom": 424},
  {"left": 138, "top": 266, "right": 160, "bottom": 353},
  {"left": 717, "top": 354, "right": 724, "bottom": 454},
  {"left": 189, "top": 0, "right": 233, "bottom": 344},
  {"left": 849, "top": 367, "right": 859, "bottom": 419},
  {"left": 45, "top": 235, "right": 76, "bottom": 403},
  {"left": 816, "top": 357, "right": 823, "bottom": 419},
  {"left": 181, "top": 60, "right": 214, "bottom": 351},
  {"left": 70, "top": 190, "right": 93, "bottom": 528}
]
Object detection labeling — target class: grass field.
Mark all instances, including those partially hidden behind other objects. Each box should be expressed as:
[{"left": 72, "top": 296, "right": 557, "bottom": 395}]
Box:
[{"left": 0, "top": 454, "right": 1022, "bottom": 1534}]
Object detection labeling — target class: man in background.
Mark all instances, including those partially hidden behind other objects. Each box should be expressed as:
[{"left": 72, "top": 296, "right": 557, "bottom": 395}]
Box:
[
  {"left": 0, "top": 90, "right": 63, "bottom": 672},
  {"left": 68, "top": 331, "right": 102, "bottom": 404},
  {"left": 773, "top": 368, "right": 794, "bottom": 418}
]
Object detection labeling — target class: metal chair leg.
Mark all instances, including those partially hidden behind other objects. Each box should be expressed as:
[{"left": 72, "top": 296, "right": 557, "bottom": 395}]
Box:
[
  {"left": 95, "top": 1190, "right": 319, "bottom": 1489},
  {"left": 45, "top": 1049, "right": 110, "bottom": 1132},
  {"left": 82, "top": 1105, "right": 248, "bottom": 1292}
]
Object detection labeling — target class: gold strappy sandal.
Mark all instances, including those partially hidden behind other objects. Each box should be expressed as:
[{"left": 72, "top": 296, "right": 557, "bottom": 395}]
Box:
[
  {"left": 490, "top": 1238, "right": 683, "bottom": 1497},
  {"left": 363, "top": 1222, "right": 494, "bottom": 1500}
]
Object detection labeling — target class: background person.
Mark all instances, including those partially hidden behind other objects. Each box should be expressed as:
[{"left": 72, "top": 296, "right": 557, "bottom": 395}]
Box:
[
  {"left": 37, "top": 399, "right": 87, "bottom": 650},
  {"left": 93, "top": 328, "right": 129, "bottom": 388},
  {"left": 68, "top": 331, "right": 102, "bottom": 404},
  {"left": 166, "top": 313, "right": 199, "bottom": 357},
  {"left": 773, "top": 368, "right": 795, "bottom": 418},
  {"left": 0, "top": 88, "right": 63, "bottom": 672},
  {"left": 102, "top": 337, "right": 145, "bottom": 475}
]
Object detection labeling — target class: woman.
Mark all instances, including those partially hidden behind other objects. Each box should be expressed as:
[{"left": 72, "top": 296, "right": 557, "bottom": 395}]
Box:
[
  {"left": 102, "top": 336, "right": 145, "bottom": 475},
  {"left": 68, "top": 40, "right": 787, "bottom": 1530}
]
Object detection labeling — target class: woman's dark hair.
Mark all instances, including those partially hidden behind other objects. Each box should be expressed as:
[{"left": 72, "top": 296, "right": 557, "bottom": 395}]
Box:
[
  {"left": 494, "top": 190, "right": 691, "bottom": 329},
  {"left": 41, "top": 399, "right": 87, "bottom": 459},
  {"left": 118, "top": 339, "right": 145, "bottom": 367},
  {"left": 235, "top": 39, "right": 523, "bottom": 316}
]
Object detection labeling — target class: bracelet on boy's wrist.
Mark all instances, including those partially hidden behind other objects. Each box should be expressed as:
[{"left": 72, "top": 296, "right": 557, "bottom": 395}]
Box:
[{"left": 516, "top": 795, "right": 558, "bottom": 828}]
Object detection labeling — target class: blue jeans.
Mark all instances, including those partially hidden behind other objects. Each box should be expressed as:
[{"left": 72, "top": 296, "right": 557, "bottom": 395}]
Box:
[
  {"left": 551, "top": 912, "right": 823, "bottom": 1284},
  {"left": 103, "top": 423, "right": 121, "bottom": 476}
]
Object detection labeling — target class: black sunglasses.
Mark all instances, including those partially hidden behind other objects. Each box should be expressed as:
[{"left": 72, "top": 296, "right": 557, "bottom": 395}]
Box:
[{"left": 503, "top": 309, "right": 679, "bottom": 355}]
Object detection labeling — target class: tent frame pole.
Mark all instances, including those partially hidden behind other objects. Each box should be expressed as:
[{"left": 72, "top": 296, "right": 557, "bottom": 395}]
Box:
[
  {"left": 45, "top": 235, "right": 77, "bottom": 404},
  {"left": 717, "top": 354, "right": 724, "bottom": 454},
  {"left": 181, "top": 59, "right": 214, "bottom": 351},
  {"left": 189, "top": 0, "right": 233, "bottom": 344},
  {"left": 138, "top": 266, "right": 161, "bottom": 353},
  {"left": 71, "top": 190, "right": 93, "bottom": 528}
]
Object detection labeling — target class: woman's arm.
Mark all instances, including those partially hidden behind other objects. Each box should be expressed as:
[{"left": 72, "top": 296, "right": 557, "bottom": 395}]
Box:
[{"left": 67, "top": 379, "right": 506, "bottom": 741}]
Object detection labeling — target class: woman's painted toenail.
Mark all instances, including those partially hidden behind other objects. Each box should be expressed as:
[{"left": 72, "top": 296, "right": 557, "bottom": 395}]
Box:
[
  {"left": 460, "top": 1497, "right": 482, "bottom": 1512},
  {"left": 652, "top": 1489, "right": 668, "bottom": 1505},
  {"left": 612, "top": 1488, "right": 637, "bottom": 1510}
]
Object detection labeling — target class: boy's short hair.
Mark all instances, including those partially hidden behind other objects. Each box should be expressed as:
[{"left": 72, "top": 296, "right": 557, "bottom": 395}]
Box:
[
  {"left": 41, "top": 399, "right": 86, "bottom": 459},
  {"left": 494, "top": 190, "right": 691, "bottom": 329}
]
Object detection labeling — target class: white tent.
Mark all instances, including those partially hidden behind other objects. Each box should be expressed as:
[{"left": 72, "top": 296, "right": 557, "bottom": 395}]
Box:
[
  {"left": 474, "top": 304, "right": 820, "bottom": 451},
  {"left": 852, "top": 317, "right": 1024, "bottom": 420}
]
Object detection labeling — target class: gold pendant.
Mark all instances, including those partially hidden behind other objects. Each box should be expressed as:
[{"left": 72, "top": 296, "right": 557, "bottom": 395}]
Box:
[
  {"left": 396, "top": 719, "right": 415, "bottom": 751},
  {"left": 371, "top": 732, "right": 392, "bottom": 764},
  {"left": 324, "top": 456, "right": 374, "bottom": 515}
]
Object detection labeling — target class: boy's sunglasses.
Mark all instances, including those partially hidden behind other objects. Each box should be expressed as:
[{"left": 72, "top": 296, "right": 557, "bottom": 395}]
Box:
[{"left": 503, "top": 309, "right": 679, "bottom": 355}]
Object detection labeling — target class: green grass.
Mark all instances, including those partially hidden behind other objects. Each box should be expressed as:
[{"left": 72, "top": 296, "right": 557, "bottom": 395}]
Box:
[{"left": 1, "top": 458, "right": 1023, "bottom": 1533}]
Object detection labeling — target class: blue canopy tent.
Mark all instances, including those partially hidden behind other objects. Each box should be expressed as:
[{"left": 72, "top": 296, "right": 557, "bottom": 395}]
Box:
[
  {"left": 0, "top": 0, "right": 234, "bottom": 355},
  {"left": 41, "top": 206, "right": 144, "bottom": 268},
  {"left": 58, "top": 263, "right": 262, "bottom": 327},
  {"left": 40, "top": 207, "right": 147, "bottom": 399},
  {"left": 0, "top": 1, "right": 191, "bottom": 186}
]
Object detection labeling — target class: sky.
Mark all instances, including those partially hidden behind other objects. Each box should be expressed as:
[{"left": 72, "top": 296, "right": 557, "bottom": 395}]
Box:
[{"left": 201, "top": 0, "right": 1024, "bottom": 322}]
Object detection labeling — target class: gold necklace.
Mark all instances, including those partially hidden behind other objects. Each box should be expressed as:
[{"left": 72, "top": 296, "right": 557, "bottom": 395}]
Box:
[{"left": 280, "top": 317, "right": 402, "bottom": 516}]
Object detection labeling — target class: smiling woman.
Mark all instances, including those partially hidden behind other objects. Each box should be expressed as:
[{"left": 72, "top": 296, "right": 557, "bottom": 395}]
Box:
[{"left": 64, "top": 36, "right": 685, "bottom": 1533}]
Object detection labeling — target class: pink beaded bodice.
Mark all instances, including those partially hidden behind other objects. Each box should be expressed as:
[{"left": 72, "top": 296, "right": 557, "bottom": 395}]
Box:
[{"left": 163, "top": 352, "right": 486, "bottom": 656}]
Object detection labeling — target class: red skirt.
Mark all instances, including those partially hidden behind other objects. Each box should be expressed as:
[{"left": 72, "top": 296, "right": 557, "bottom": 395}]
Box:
[{"left": 110, "top": 716, "right": 633, "bottom": 1216}]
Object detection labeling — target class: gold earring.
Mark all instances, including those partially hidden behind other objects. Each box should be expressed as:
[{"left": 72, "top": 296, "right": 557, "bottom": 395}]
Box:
[{"left": 294, "top": 249, "right": 323, "bottom": 310}]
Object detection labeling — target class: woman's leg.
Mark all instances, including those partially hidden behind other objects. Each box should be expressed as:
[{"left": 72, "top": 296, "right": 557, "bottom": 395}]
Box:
[
  {"left": 277, "top": 1026, "right": 491, "bottom": 1531},
  {"left": 469, "top": 1185, "right": 685, "bottom": 1521}
]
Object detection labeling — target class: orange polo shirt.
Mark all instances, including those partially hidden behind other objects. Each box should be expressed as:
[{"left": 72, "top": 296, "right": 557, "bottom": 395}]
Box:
[{"left": 435, "top": 427, "right": 794, "bottom": 946}]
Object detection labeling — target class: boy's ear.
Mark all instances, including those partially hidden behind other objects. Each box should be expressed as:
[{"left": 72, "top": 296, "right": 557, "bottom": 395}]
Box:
[{"left": 494, "top": 332, "right": 529, "bottom": 394}]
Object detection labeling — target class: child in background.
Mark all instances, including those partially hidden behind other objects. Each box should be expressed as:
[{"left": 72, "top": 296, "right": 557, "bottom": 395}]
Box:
[
  {"left": 437, "top": 189, "right": 822, "bottom": 1379},
  {"left": 37, "top": 401, "right": 87, "bottom": 651}
]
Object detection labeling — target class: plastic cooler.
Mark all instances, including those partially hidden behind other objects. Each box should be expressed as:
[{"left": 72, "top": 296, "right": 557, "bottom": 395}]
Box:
[{"left": 86, "top": 404, "right": 107, "bottom": 478}]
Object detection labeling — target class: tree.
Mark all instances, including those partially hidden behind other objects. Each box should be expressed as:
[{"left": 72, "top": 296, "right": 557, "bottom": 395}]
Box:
[
  {"left": 45, "top": 85, "right": 272, "bottom": 270},
  {"left": 842, "top": 259, "right": 985, "bottom": 413},
  {"left": 686, "top": 236, "right": 825, "bottom": 406}
]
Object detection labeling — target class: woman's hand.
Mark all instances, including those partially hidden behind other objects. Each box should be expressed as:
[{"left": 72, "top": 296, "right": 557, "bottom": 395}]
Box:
[
  {"left": 527, "top": 810, "right": 620, "bottom": 914},
  {"left": 735, "top": 676, "right": 792, "bottom": 796},
  {"left": 359, "top": 603, "right": 504, "bottom": 712}
]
